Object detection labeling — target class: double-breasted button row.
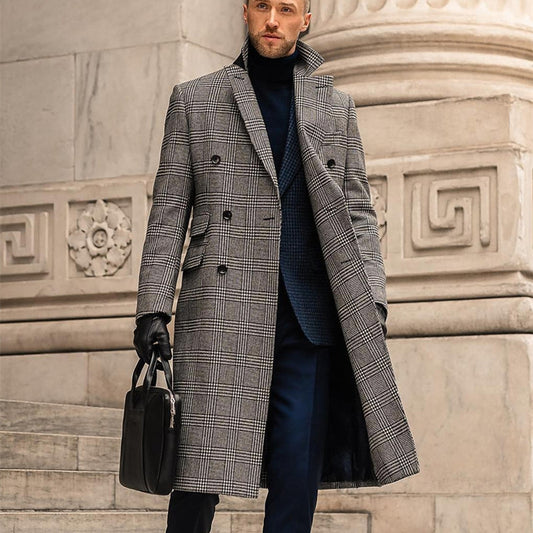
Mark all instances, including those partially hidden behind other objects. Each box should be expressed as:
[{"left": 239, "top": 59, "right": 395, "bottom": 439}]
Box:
[
  {"left": 217, "top": 264, "right": 228, "bottom": 275},
  {"left": 327, "top": 159, "right": 336, "bottom": 168},
  {"left": 211, "top": 154, "right": 221, "bottom": 165}
]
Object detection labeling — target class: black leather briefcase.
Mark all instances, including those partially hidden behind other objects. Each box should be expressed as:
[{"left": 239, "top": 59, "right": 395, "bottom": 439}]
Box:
[{"left": 119, "top": 346, "right": 181, "bottom": 495}]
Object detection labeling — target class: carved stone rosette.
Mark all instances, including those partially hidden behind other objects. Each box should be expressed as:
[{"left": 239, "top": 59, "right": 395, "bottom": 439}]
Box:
[
  {"left": 305, "top": 0, "right": 533, "bottom": 105},
  {"left": 67, "top": 199, "right": 132, "bottom": 277}
]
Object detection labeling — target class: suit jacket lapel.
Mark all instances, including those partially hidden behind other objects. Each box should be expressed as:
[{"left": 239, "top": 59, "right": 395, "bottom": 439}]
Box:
[
  {"left": 224, "top": 64, "right": 278, "bottom": 194},
  {"left": 278, "top": 96, "right": 301, "bottom": 198}
]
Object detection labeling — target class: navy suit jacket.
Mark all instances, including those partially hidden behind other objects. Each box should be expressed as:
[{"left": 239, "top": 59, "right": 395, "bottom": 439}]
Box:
[{"left": 278, "top": 98, "right": 341, "bottom": 346}]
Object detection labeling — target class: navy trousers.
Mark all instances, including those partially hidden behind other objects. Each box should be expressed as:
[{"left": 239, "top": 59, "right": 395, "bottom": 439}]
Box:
[{"left": 166, "top": 277, "right": 334, "bottom": 533}]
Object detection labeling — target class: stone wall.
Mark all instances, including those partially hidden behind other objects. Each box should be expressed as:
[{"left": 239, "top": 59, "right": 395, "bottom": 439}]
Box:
[{"left": 0, "top": 0, "right": 245, "bottom": 366}]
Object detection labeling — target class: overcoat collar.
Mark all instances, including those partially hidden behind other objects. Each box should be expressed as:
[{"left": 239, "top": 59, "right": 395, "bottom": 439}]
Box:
[
  {"left": 224, "top": 38, "right": 334, "bottom": 197},
  {"left": 236, "top": 36, "right": 325, "bottom": 77}
]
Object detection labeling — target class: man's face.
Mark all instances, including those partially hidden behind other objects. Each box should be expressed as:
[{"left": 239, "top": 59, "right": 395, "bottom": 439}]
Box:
[{"left": 243, "top": 0, "right": 311, "bottom": 59}]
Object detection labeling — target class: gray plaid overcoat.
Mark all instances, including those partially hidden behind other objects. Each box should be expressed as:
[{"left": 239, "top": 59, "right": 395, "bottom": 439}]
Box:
[{"left": 136, "top": 39, "right": 420, "bottom": 498}]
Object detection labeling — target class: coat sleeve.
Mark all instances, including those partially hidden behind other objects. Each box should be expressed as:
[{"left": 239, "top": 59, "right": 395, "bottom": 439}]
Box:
[
  {"left": 135, "top": 85, "right": 194, "bottom": 323},
  {"left": 343, "top": 94, "right": 388, "bottom": 325}
]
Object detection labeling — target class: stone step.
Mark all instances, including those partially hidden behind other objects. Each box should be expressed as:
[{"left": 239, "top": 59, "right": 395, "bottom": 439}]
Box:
[
  {"left": 0, "top": 469, "right": 168, "bottom": 511},
  {"left": 0, "top": 430, "right": 120, "bottom": 471},
  {"left": 0, "top": 510, "right": 369, "bottom": 532},
  {"left": 0, "top": 511, "right": 168, "bottom": 533},
  {"left": 0, "top": 399, "right": 123, "bottom": 437}
]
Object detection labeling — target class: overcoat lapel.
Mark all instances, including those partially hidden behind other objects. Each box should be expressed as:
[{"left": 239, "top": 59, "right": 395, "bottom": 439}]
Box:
[
  {"left": 293, "top": 72, "right": 353, "bottom": 251},
  {"left": 225, "top": 65, "right": 279, "bottom": 197},
  {"left": 293, "top": 73, "right": 334, "bottom": 155},
  {"left": 223, "top": 38, "right": 333, "bottom": 201},
  {"left": 293, "top": 65, "right": 381, "bottom": 337}
]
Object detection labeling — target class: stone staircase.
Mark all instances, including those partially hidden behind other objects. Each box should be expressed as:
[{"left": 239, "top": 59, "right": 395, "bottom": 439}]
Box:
[{"left": 0, "top": 399, "right": 369, "bottom": 532}]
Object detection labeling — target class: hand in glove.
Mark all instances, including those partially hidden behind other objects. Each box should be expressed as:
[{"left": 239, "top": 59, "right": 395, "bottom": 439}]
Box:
[{"left": 133, "top": 313, "right": 172, "bottom": 365}]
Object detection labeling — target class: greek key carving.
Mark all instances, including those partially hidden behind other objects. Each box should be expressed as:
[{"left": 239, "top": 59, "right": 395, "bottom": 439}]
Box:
[
  {"left": 411, "top": 176, "right": 491, "bottom": 250},
  {"left": 0, "top": 212, "right": 50, "bottom": 276},
  {"left": 67, "top": 199, "right": 132, "bottom": 277}
]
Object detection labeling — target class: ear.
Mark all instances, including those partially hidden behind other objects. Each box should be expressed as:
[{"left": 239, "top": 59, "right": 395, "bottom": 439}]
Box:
[
  {"left": 301, "top": 12, "right": 311, "bottom": 32},
  {"left": 243, "top": 3, "right": 248, "bottom": 24}
]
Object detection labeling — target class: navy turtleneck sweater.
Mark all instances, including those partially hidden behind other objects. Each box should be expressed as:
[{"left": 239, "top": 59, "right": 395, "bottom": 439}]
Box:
[{"left": 248, "top": 44, "right": 299, "bottom": 174}]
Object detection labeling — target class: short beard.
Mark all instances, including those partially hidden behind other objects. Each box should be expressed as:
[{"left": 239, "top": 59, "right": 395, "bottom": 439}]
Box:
[{"left": 248, "top": 31, "right": 297, "bottom": 59}]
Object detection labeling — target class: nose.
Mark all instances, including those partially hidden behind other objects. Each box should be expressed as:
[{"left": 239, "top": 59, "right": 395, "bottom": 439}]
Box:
[{"left": 265, "top": 8, "right": 279, "bottom": 30}]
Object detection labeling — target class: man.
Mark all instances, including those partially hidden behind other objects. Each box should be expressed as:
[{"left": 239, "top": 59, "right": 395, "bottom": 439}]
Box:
[{"left": 134, "top": 1, "right": 420, "bottom": 532}]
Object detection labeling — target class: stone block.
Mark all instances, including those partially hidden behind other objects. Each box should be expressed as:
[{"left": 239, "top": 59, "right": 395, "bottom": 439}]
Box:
[
  {"left": 212, "top": 513, "right": 232, "bottom": 533},
  {"left": 0, "top": 469, "right": 115, "bottom": 510},
  {"left": 387, "top": 297, "right": 533, "bottom": 338},
  {"left": 226, "top": 513, "right": 264, "bottom": 533},
  {"left": 181, "top": 1, "right": 245, "bottom": 59},
  {"left": 228, "top": 512, "right": 369, "bottom": 532},
  {"left": 78, "top": 435, "right": 120, "bottom": 472},
  {"left": 0, "top": 511, "right": 168, "bottom": 532},
  {"left": 0, "top": 431, "right": 78, "bottom": 470},
  {"left": 0, "top": 0, "right": 182, "bottom": 62},
  {"left": 218, "top": 491, "right": 266, "bottom": 512},
  {"left": 0, "top": 353, "right": 88, "bottom": 404},
  {"left": 435, "top": 495, "right": 532, "bottom": 533},
  {"left": 316, "top": 492, "right": 434, "bottom": 533},
  {"left": 0, "top": 319, "right": 135, "bottom": 356},
  {"left": 113, "top": 476, "right": 169, "bottom": 510},
  {"left": 75, "top": 43, "right": 180, "bottom": 181},
  {"left": 312, "top": 513, "right": 369, "bottom": 533},
  {"left": 1, "top": 56, "right": 74, "bottom": 186},
  {"left": 0, "top": 399, "right": 122, "bottom": 438},
  {"left": 361, "top": 335, "right": 532, "bottom": 494},
  {"left": 87, "top": 350, "right": 139, "bottom": 408},
  {"left": 180, "top": 42, "right": 237, "bottom": 83},
  {"left": 359, "top": 96, "right": 533, "bottom": 159}
]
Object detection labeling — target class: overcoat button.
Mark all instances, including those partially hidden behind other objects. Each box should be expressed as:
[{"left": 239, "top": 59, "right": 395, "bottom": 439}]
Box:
[
  {"left": 222, "top": 210, "right": 232, "bottom": 220},
  {"left": 327, "top": 159, "right": 336, "bottom": 168},
  {"left": 217, "top": 264, "right": 228, "bottom": 275},
  {"left": 211, "top": 154, "right": 221, "bottom": 165}
]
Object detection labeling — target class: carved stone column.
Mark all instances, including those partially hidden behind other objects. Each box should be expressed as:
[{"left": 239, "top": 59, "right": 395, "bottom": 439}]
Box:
[{"left": 306, "top": 0, "right": 533, "bottom": 105}]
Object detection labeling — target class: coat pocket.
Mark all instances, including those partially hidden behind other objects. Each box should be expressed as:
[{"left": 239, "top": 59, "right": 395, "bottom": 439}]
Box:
[
  {"left": 189, "top": 212, "right": 210, "bottom": 238},
  {"left": 181, "top": 212, "right": 210, "bottom": 272}
]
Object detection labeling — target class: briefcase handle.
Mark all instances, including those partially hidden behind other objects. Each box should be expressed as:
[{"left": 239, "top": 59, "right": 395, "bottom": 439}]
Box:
[{"left": 130, "top": 345, "right": 173, "bottom": 401}]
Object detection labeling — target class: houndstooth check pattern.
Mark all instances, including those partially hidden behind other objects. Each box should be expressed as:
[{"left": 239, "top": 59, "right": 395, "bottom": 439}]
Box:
[{"left": 136, "top": 38, "right": 420, "bottom": 498}]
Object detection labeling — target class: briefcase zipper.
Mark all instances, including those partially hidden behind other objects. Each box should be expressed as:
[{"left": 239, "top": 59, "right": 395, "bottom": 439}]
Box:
[{"left": 169, "top": 395, "right": 176, "bottom": 429}]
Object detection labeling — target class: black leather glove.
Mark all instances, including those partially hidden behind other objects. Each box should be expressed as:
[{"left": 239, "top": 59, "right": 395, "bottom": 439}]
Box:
[{"left": 133, "top": 313, "right": 172, "bottom": 365}]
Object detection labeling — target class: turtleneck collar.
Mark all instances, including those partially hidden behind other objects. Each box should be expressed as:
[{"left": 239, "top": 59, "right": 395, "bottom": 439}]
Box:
[{"left": 248, "top": 42, "right": 299, "bottom": 83}]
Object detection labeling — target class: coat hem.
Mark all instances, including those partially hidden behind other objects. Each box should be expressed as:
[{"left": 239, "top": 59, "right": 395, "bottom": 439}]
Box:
[{"left": 169, "top": 461, "right": 420, "bottom": 499}]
